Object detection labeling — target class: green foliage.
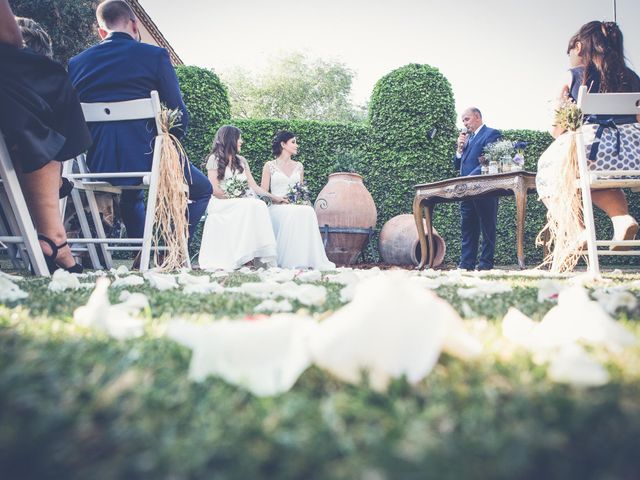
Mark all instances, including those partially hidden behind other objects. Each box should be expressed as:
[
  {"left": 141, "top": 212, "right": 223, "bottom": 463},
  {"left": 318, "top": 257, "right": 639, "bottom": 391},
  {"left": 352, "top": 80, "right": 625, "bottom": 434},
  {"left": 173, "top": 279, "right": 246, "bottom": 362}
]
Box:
[
  {"left": 331, "top": 149, "right": 362, "bottom": 173},
  {"left": 11, "top": 0, "right": 99, "bottom": 65},
  {"left": 175, "top": 65, "right": 231, "bottom": 165},
  {"left": 2, "top": 273, "right": 640, "bottom": 478},
  {"left": 221, "top": 52, "right": 366, "bottom": 122}
]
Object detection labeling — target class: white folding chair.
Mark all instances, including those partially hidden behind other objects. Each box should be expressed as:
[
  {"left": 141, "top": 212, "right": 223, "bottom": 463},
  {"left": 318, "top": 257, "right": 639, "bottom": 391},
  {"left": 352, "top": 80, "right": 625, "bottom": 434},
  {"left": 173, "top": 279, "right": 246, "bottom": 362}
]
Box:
[
  {"left": 64, "top": 91, "right": 190, "bottom": 271},
  {"left": 575, "top": 85, "right": 640, "bottom": 277},
  {"left": 0, "top": 131, "right": 50, "bottom": 276}
]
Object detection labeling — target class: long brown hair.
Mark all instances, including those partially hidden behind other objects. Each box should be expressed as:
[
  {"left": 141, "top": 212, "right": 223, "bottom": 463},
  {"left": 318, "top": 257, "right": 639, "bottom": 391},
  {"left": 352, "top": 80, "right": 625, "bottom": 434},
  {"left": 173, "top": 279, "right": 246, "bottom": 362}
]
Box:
[
  {"left": 210, "top": 125, "right": 244, "bottom": 181},
  {"left": 568, "top": 21, "right": 636, "bottom": 93}
]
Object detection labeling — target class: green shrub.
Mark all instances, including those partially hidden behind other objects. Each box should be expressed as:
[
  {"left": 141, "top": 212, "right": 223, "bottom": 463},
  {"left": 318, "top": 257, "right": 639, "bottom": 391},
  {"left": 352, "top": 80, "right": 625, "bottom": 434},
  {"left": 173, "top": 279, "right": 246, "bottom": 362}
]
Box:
[{"left": 176, "top": 65, "right": 231, "bottom": 165}]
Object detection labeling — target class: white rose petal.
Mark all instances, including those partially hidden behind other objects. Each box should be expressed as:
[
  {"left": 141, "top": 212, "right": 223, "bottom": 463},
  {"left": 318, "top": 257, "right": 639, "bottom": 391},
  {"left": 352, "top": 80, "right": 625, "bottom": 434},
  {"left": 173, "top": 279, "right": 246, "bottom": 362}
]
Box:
[
  {"left": 547, "top": 344, "right": 609, "bottom": 387},
  {"left": 143, "top": 271, "right": 178, "bottom": 291},
  {"left": 0, "top": 276, "right": 28, "bottom": 301},
  {"left": 295, "top": 270, "right": 323, "bottom": 283},
  {"left": 48, "top": 269, "right": 83, "bottom": 292},
  {"left": 166, "top": 314, "right": 316, "bottom": 396},
  {"left": 183, "top": 282, "right": 223, "bottom": 295},
  {"left": 73, "top": 278, "right": 145, "bottom": 339},
  {"left": 255, "top": 299, "right": 293, "bottom": 313},
  {"left": 111, "top": 275, "right": 144, "bottom": 288},
  {"left": 310, "top": 273, "right": 481, "bottom": 391}
]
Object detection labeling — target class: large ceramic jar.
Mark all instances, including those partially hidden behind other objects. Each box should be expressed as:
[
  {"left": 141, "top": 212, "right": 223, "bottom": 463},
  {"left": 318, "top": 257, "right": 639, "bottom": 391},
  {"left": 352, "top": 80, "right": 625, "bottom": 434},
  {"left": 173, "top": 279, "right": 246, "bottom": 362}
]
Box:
[
  {"left": 314, "top": 173, "right": 377, "bottom": 265},
  {"left": 378, "top": 214, "right": 446, "bottom": 268}
]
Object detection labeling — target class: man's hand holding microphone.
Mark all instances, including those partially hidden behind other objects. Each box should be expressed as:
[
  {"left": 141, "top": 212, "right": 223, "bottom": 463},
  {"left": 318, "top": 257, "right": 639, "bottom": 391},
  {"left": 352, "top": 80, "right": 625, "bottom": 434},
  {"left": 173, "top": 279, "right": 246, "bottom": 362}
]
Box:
[{"left": 456, "top": 128, "right": 469, "bottom": 155}]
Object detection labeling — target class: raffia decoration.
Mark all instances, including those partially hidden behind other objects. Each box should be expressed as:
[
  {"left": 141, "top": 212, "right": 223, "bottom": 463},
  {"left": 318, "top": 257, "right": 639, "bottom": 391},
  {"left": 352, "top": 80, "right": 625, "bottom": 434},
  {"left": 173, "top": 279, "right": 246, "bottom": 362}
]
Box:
[
  {"left": 152, "top": 107, "right": 191, "bottom": 271},
  {"left": 536, "top": 100, "right": 586, "bottom": 273}
]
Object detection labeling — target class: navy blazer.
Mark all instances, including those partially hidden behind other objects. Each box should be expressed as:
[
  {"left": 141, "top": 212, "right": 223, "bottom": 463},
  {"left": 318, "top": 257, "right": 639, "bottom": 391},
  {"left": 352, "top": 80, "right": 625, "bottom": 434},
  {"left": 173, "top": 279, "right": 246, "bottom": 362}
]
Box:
[
  {"left": 68, "top": 32, "right": 188, "bottom": 185},
  {"left": 453, "top": 125, "right": 501, "bottom": 176}
]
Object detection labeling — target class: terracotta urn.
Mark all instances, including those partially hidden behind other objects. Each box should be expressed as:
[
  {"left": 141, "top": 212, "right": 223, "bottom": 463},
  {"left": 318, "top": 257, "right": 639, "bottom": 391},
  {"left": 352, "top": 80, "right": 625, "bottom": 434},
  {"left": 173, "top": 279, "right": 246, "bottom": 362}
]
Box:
[
  {"left": 378, "top": 214, "right": 446, "bottom": 268},
  {"left": 314, "top": 172, "right": 377, "bottom": 265}
]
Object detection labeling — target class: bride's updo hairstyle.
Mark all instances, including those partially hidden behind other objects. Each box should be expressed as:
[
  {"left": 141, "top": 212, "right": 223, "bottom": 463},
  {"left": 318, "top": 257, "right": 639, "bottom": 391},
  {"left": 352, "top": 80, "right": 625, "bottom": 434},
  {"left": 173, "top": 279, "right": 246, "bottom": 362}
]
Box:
[
  {"left": 272, "top": 130, "right": 296, "bottom": 157},
  {"left": 210, "top": 125, "right": 244, "bottom": 180}
]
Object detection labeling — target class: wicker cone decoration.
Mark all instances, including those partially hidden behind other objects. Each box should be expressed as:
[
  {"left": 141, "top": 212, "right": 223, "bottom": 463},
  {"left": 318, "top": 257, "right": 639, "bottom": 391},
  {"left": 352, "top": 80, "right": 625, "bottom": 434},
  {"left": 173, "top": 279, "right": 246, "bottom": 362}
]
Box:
[
  {"left": 152, "top": 108, "right": 190, "bottom": 271},
  {"left": 536, "top": 132, "right": 586, "bottom": 273}
]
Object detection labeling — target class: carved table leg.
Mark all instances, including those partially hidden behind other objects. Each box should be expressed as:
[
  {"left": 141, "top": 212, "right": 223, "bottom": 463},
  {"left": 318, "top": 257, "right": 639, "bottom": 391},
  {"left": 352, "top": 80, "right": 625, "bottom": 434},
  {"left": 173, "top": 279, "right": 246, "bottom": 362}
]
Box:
[
  {"left": 425, "top": 204, "right": 435, "bottom": 268},
  {"left": 413, "top": 196, "right": 428, "bottom": 269},
  {"left": 515, "top": 184, "right": 527, "bottom": 269}
]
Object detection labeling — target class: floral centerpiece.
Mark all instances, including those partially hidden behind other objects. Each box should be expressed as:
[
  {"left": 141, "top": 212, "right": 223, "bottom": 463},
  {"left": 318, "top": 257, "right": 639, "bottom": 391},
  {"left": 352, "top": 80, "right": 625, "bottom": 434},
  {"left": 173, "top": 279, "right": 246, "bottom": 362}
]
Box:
[
  {"left": 286, "top": 181, "right": 312, "bottom": 205},
  {"left": 222, "top": 176, "right": 249, "bottom": 198},
  {"left": 512, "top": 141, "right": 527, "bottom": 170},
  {"left": 483, "top": 140, "right": 528, "bottom": 173},
  {"left": 483, "top": 140, "right": 516, "bottom": 172}
]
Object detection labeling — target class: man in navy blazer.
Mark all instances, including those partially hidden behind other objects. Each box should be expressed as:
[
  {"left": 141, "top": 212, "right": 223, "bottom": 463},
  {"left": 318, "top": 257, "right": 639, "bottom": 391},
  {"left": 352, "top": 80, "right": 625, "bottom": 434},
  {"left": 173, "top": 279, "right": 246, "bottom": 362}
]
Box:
[
  {"left": 68, "top": 0, "right": 211, "bottom": 249},
  {"left": 453, "top": 107, "right": 501, "bottom": 270}
]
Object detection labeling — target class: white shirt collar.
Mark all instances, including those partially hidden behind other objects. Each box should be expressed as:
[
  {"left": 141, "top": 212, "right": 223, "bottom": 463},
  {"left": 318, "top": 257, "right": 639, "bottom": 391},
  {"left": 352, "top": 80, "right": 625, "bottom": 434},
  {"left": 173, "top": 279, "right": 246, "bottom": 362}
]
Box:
[{"left": 473, "top": 124, "right": 485, "bottom": 135}]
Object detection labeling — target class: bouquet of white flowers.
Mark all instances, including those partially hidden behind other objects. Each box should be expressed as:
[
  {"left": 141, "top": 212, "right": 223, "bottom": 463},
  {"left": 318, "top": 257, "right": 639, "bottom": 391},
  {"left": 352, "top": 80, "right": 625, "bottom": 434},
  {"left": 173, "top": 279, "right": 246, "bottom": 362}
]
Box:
[
  {"left": 222, "top": 176, "right": 249, "bottom": 198},
  {"left": 483, "top": 140, "right": 515, "bottom": 164},
  {"left": 286, "top": 181, "right": 312, "bottom": 205}
]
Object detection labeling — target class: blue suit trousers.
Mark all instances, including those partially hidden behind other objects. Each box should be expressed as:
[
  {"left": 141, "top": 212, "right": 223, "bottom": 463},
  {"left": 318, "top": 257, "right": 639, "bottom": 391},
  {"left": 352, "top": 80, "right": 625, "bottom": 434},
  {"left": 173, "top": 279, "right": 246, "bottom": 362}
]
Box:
[{"left": 459, "top": 195, "right": 498, "bottom": 270}]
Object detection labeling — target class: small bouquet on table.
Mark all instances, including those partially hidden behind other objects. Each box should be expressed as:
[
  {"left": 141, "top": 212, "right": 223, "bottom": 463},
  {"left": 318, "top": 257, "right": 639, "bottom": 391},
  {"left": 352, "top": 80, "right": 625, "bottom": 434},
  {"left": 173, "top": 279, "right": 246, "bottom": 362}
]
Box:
[
  {"left": 482, "top": 140, "right": 528, "bottom": 174},
  {"left": 222, "top": 176, "right": 250, "bottom": 198},
  {"left": 286, "top": 181, "right": 312, "bottom": 205}
]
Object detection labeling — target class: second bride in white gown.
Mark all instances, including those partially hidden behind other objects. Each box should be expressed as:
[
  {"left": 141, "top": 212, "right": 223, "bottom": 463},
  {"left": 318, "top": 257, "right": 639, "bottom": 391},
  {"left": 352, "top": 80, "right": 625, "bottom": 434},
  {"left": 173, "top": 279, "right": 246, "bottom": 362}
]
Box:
[
  {"left": 198, "top": 125, "right": 288, "bottom": 271},
  {"left": 261, "top": 131, "right": 335, "bottom": 271}
]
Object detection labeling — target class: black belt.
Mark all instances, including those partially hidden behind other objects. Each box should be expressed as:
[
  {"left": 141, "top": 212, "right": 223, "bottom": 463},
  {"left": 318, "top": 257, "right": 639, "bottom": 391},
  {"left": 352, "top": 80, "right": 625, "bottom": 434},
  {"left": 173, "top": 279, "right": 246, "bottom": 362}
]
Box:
[{"left": 586, "top": 117, "right": 635, "bottom": 161}]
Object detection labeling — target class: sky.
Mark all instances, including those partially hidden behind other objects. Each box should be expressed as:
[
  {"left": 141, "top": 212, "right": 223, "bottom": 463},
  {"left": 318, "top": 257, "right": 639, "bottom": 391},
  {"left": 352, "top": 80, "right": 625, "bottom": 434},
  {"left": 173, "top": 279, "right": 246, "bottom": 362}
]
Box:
[{"left": 139, "top": 0, "right": 639, "bottom": 131}]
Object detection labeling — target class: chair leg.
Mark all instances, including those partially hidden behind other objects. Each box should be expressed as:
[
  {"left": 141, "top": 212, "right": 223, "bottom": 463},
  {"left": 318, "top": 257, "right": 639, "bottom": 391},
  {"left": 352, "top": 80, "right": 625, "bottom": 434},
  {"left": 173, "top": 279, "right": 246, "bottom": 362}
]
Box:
[
  {"left": 140, "top": 137, "right": 163, "bottom": 272},
  {"left": 0, "top": 135, "right": 50, "bottom": 276},
  {"left": 84, "top": 188, "right": 113, "bottom": 269},
  {"left": 69, "top": 188, "right": 104, "bottom": 269},
  {"left": 0, "top": 199, "right": 25, "bottom": 269},
  {"left": 576, "top": 133, "right": 600, "bottom": 278}
]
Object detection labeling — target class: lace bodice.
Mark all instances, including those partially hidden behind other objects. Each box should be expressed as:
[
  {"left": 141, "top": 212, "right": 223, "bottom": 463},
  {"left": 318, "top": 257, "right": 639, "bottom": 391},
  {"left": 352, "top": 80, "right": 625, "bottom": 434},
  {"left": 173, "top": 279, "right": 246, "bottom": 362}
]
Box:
[
  {"left": 268, "top": 160, "right": 302, "bottom": 197},
  {"left": 207, "top": 155, "right": 253, "bottom": 196}
]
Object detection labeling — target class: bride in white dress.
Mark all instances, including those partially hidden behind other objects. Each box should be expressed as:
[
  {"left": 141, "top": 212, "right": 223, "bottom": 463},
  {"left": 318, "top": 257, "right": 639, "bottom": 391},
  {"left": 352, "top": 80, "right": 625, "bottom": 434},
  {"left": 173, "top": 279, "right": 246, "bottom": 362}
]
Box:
[
  {"left": 261, "top": 131, "right": 335, "bottom": 270},
  {"left": 198, "top": 126, "right": 288, "bottom": 270}
]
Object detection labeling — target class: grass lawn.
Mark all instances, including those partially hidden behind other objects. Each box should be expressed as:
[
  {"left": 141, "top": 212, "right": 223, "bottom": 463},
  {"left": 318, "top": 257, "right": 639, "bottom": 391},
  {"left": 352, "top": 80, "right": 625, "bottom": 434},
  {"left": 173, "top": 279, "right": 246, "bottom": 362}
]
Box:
[{"left": 1, "top": 265, "right": 640, "bottom": 479}]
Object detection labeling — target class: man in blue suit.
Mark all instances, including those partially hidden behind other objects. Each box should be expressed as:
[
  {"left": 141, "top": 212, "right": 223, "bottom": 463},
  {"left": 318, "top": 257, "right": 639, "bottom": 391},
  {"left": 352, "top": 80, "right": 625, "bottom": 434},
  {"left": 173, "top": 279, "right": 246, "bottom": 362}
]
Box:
[
  {"left": 68, "top": 0, "right": 212, "bottom": 253},
  {"left": 453, "top": 107, "right": 501, "bottom": 270}
]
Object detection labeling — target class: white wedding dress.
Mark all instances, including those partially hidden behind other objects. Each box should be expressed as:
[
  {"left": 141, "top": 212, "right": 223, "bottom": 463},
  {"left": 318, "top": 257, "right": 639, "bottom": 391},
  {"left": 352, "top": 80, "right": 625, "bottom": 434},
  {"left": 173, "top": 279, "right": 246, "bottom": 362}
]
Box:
[
  {"left": 198, "top": 159, "right": 277, "bottom": 270},
  {"left": 267, "top": 161, "right": 335, "bottom": 270}
]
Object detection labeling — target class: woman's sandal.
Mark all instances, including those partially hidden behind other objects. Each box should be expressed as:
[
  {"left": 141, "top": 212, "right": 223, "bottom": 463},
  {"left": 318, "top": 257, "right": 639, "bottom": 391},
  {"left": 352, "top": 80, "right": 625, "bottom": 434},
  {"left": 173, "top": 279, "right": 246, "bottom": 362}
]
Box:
[
  {"left": 59, "top": 177, "right": 74, "bottom": 199},
  {"left": 38, "top": 234, "right": 83, "bottom": 274}
]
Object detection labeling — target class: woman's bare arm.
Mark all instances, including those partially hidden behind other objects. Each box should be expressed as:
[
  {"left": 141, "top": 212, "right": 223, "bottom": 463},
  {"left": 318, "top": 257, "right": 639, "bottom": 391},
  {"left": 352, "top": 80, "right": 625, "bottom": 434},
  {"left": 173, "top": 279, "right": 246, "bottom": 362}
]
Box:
[{"left": 0, "top": 0, "right": 23, "bottom": 47}]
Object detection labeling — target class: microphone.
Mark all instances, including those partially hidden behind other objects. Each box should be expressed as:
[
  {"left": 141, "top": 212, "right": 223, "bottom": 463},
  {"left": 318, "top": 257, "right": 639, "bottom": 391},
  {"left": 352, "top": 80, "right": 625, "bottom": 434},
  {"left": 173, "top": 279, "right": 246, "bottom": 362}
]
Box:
[{"left": 458, "top": 128, "right": 469, "bottom": 153}]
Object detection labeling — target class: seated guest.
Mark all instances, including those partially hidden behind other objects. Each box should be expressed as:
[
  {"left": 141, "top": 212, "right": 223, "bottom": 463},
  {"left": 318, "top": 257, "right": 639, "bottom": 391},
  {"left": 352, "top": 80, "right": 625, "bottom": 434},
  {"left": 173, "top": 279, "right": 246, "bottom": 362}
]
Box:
[
  {"left": 536, "top": 21, "right": 640, "bottom": 251},
  {"left": 16, "top": 17, "right": 53, "bottom": 58},
  {"left": 68, "top": 0, "right": 212, "bottom": 259},
  {"left": 16, "top": 16, "right": 74, "bottom": 199},
  {"left": 0, "top": 1, "right": 91, "bottom": 273},
  {"left": 453, "top": 108, "right": 502, "bottom": 270}
]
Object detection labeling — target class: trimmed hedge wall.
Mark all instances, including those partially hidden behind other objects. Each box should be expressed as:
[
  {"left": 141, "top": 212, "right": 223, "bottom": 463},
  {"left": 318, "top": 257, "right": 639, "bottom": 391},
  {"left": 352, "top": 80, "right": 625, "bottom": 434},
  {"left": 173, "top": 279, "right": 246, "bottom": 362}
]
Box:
[
  {"left": 181, "top": 63, "right": 639, "bottom": 267},
  {"left": 176, "top": 66, "right": 230, "bottom": 164}
]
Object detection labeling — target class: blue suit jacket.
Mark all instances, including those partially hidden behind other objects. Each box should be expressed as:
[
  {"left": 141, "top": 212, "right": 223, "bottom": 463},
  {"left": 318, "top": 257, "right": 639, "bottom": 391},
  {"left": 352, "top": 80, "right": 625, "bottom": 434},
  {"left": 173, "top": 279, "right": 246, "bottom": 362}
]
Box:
[
  {"left": 453, "top": 125, "right": 501, "bottom": 176},
  {"left": 68, "top": 32, "right": 188, "bottom": 185}
]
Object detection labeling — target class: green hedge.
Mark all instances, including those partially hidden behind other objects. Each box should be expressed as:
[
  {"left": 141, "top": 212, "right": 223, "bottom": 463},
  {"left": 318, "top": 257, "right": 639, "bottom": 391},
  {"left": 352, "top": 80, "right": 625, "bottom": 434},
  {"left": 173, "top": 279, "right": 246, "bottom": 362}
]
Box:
[
  {"left": 176, "top": 66, "right": 231, "bottom": 165},
  {"left": 181, "top": 63, "right": 639, "bottom": 267}
]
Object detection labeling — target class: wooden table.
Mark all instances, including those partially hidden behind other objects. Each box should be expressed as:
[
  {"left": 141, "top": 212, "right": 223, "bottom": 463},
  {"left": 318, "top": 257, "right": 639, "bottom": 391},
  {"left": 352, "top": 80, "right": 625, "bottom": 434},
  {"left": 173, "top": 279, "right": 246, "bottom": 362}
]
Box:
[{"left": 413, "top": 171, "right": 537, "bottom": 269}]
